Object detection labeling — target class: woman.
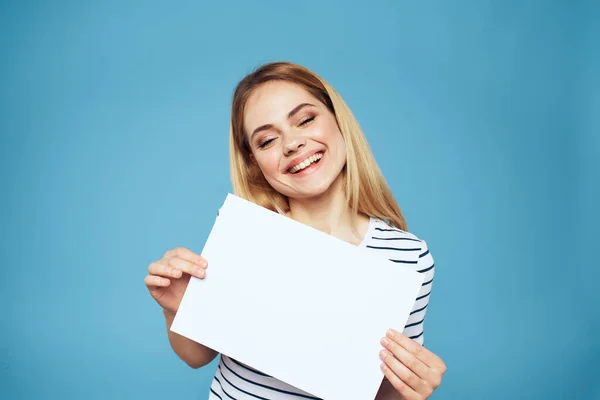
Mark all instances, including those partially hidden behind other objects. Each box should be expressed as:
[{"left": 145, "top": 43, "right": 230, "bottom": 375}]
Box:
[{"left": 145, "top": 62, "right": 446, "bottom": 399}]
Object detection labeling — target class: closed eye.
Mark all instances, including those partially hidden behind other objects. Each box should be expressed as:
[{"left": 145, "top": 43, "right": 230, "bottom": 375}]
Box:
[
  {"left": 258, "top": 137, "right": 275, "bottom": 149},
  {"left": 299, "top": 116, "right": 315, "bottom": 126}
]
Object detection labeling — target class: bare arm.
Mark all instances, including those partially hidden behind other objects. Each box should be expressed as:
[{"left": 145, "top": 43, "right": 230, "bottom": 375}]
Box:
[
  {"left": 163, "top": 309, "right": 219, "bottom": 369},
  {"left": 375, "top": 378, "right": 401, "bottom": 400},
  {"left": 145, "top": 247, "right": 218, "bottom": 369}
]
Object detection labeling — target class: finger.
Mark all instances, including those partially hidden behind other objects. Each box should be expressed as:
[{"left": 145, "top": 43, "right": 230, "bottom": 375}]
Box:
[
  {"left": 380, "top": 349, "right": 423, "bottom": 393},
  {"left": 144, "top": 274, "right": 171, "bottom": 287},
  {"left": 381, "top": 335, "right": 428, "bottom": 379},
  {"left": 170, "top": 247, "right": 208, "bottom": 268},
  {"left": 387, "top": 329, "right": 443, "bottom": 368},
  {"left": 148, "top": 262, "right": 183, "bottom": 279},
  {"left": 380, "top": 362, "right": 421, "bottom": 400},
  {"left": 168, "top": 256, "right": 206, "bottom": 279}
]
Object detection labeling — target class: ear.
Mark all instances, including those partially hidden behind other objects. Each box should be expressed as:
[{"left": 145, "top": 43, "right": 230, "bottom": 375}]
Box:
[{"left": 249, "top": 153, "right": 257, "bottom": 165}]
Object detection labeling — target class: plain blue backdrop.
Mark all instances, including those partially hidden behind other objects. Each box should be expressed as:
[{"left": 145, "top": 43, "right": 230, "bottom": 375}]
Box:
[{"left": 1, "top": 0, "right": 598, "bottom": 399}]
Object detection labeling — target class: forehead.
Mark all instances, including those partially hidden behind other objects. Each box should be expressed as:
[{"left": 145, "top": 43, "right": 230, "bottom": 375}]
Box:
[{"left": 244, "top": 81, "right": 318, "bottom": 132}]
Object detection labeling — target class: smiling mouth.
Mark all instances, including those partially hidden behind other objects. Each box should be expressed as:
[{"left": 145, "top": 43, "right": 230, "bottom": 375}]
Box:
[{"left": 288, "top": 152, "right": 324, "bottom": 174}]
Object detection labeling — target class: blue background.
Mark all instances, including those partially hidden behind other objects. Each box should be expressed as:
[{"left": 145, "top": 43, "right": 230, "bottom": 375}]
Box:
[{"left": 1, "top": 0, "right": 598, "bottom": 398}]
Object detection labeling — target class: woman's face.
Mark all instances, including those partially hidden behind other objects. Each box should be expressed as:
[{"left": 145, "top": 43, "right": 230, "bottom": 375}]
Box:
[{"left": 244, "top": 81, "right": 347, "bottom": 200}]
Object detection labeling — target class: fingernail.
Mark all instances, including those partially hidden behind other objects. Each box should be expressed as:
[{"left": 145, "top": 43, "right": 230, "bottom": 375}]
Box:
[
  {"left": 197, "top": 268, "right": 205, "bottom": 278},
  {"left": 386, "top": 329, "right": 395, "bottom": 338},
  {"left": 381, "top": 337, "right": 389, "bottom": 346},
  {"left": 379, "top": 350, "right": 388, "bottom": 360}
]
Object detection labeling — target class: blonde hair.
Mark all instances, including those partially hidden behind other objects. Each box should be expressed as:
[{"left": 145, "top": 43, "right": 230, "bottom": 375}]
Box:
[{"left": 229, "top": 62, "right": 408, "bottom": 231}]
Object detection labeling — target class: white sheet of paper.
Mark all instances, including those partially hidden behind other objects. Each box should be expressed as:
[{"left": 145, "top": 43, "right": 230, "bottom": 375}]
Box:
[{"left": 171, "top": 194, "right": 424, "bottom": 400}]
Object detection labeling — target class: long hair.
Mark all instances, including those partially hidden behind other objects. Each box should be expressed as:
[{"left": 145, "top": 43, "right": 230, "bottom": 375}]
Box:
[{"left": 229, "top": 62, "right": 408, "bottom": 231}]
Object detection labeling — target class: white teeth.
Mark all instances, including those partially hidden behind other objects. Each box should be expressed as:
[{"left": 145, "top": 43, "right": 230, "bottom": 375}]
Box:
[{"left": 290, "top": 152, "right": 323, "bottom": 173}]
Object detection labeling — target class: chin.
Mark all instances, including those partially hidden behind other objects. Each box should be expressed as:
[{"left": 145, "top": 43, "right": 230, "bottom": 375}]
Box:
[{"left": 276, "top": 177, "right": 337, "bottom": 200}]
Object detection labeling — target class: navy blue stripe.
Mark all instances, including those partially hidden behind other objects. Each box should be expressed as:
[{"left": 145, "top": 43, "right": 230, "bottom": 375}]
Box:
[
  {"left": 229, "top": 357, "right": 272, "bottom": 378},
  {"left": 418, "top": 263, "right": 435, "bottom": 273},
  {"left": 405, "top": 317, "right": 425, "bottom": 328},
  {"left": 222, "top": 357, "right": 321, "bottom": 399},
  {"left": 372, "top": 236, "right": 421, "bottom": 242},
  {"left": 410, "top": 304, "right": 428, "bottom": 315},
  {"left": 410, "top": 331, "right": 424, "bottom": 340},
  {"left": 367, "top": 245, "right": 421, "bottom": 251},
  {"left": 213, "top": 376, "right": 237, "bottom": 400},
  {"left": 375, "top": 227, "right": 408, "bottom": 234},
  {"left": 210, "top": 387, "right": 223, "bottom": 400},
  {"left": 422, "top": 277, "right": 434, "bottom": 286},
  {"left": 218, "top": 364, "right": 270, "bottom": 400},
  {"left": 416, "top": 290, "right": 431, "bottom": 301},
  {"left": 390, "top": 259, "right": 419, "bottom": 264},
  {"left": 419, "top": 250, "right": 430, "bottom": 258}
]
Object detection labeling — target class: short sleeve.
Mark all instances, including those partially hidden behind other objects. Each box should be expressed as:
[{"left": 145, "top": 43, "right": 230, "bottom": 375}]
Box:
[{"left": 402, "top": 239, "right": 435, "bottom": 345}]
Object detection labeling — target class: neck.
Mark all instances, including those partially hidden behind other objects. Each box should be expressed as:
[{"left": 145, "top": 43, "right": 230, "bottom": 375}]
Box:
[{"left": 287, "top": 175, "right": 368, "bottom": 245}]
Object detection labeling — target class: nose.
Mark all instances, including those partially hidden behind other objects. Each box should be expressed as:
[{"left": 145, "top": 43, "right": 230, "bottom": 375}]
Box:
[{"left": 283, "top": 135, "right": 306, "bottom": 156}]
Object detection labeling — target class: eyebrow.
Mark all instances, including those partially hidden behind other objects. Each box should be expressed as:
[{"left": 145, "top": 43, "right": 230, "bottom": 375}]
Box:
[{"left": 249, "top": 103, "right": 316, "bottom": 142}]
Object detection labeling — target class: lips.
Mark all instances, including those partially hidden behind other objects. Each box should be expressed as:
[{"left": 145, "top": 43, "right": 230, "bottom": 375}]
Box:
[
  {"left": 285, "top": 150, "right": 324, "bottom": 174},
  {"left": 289, "top": 152, "right": 323, "bottom": 174}
]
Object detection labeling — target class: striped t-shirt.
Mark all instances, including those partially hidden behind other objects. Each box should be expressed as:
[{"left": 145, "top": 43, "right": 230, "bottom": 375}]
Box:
[{"left": 208, "top": 217, "right": 436, "bottom": 400}]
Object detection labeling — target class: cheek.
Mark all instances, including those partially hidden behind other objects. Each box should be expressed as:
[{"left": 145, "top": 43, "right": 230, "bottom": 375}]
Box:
[
  {"left": 255, "top": 151, "right": 280, "bottom": 177},
  {"left": 320, "top": 119, "right": 346, "bottom": 155},
  {"left": 317, "top": 117, "right": 343, "bottom": 143}
]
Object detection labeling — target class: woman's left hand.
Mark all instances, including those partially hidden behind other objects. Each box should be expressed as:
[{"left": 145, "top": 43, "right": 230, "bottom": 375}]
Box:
[{"left": 379, "top": 329, "right": 446, "bottom": 399}]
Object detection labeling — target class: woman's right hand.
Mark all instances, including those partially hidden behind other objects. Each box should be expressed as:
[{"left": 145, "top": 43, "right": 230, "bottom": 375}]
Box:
[{"left": 145, "top": 247, "right": 208, "bottom": 315}]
